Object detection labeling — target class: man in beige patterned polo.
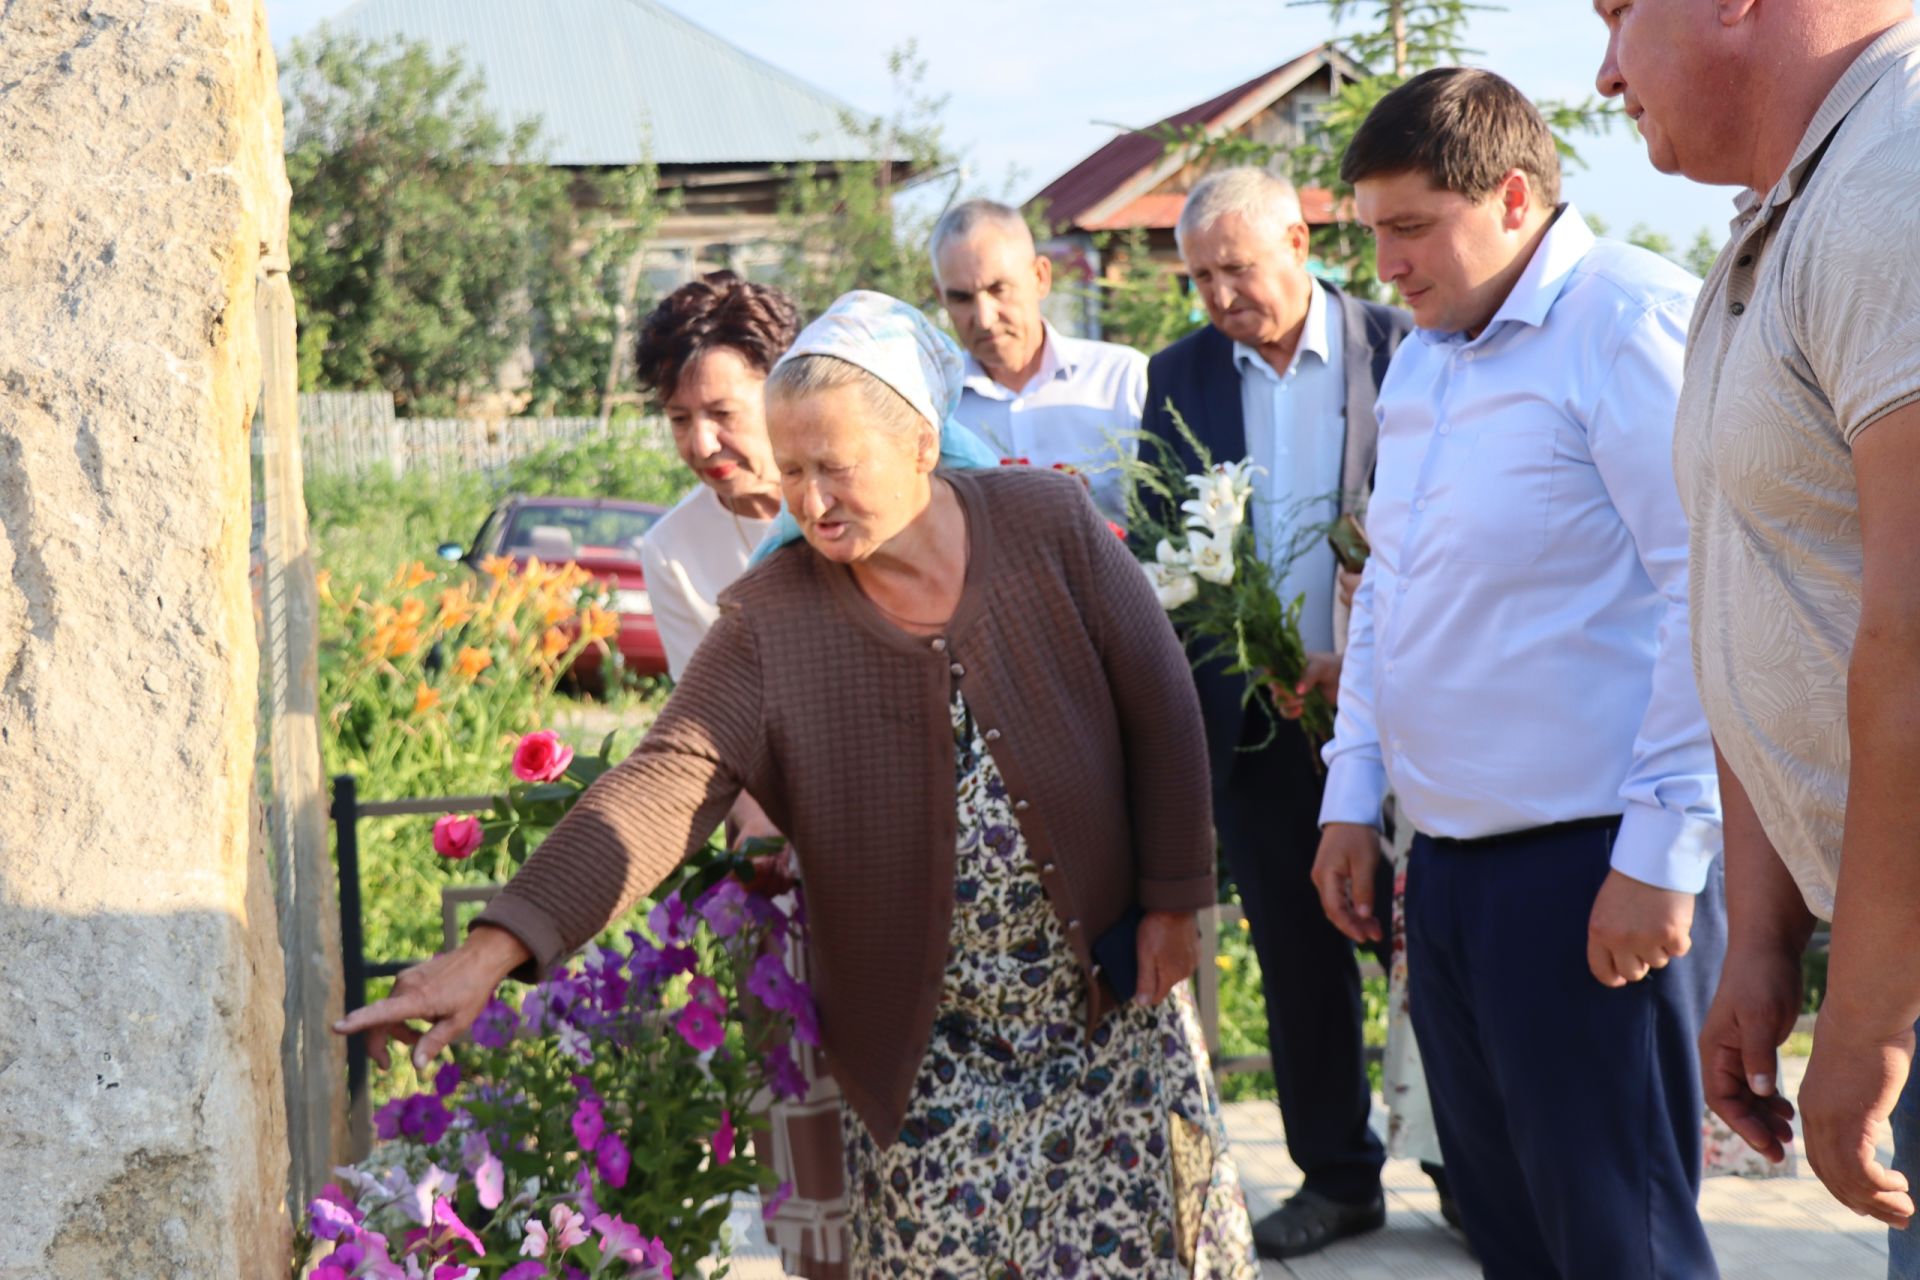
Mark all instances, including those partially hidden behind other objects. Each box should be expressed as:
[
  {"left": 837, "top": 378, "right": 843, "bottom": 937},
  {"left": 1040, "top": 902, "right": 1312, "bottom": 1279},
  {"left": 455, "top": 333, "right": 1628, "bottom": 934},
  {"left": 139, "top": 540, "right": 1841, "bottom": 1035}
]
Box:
[{"left": 1594, "top": 1, "right": 1920, "bottom": 1269}]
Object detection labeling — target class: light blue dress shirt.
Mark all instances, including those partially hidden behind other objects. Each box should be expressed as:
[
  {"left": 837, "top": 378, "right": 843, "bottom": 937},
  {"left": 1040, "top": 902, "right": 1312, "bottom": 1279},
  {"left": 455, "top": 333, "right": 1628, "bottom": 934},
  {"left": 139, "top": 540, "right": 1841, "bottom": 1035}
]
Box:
[
  {"left": 955, "top": 324, "right": 1147, "bottom": 521},
  {"left": 1319, "top": 209, "right": 1721, "bottom": 893},
  {"left": 1234, "top": 278, "right": 1346, "bottom": 655}
]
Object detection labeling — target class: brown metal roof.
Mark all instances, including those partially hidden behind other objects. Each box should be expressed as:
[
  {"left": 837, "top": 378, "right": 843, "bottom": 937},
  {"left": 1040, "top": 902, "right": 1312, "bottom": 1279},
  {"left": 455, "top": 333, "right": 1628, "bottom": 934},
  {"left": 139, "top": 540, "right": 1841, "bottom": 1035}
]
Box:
[{"left": 1031, "top": 48, "right": 1333, "bottom": 232}]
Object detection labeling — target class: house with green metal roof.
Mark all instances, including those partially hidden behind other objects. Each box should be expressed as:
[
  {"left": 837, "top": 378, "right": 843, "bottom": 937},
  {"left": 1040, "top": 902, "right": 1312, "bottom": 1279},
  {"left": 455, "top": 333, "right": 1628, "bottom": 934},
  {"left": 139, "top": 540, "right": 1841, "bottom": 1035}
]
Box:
[{"left": 319, "top": 0, "right": 895, "bottom": 288}]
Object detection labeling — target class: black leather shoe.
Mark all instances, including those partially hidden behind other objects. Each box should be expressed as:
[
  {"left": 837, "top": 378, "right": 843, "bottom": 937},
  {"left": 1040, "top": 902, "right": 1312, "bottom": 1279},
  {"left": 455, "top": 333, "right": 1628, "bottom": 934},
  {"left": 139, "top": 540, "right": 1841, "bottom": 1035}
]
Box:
[
  {"left": 1252, "top": 1190, "right": 1387, "bottom": 1260},
  {"left": 1423, "top": 1161, "right": 1465, "bottom": 1231}
]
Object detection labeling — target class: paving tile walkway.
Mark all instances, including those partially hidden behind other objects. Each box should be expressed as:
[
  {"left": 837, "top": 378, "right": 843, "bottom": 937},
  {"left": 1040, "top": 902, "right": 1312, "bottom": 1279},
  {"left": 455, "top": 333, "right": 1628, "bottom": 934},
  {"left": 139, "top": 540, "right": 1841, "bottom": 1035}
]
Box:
[{"left": 711, "top": 1054, "right": 1894, "bottom": 1278}]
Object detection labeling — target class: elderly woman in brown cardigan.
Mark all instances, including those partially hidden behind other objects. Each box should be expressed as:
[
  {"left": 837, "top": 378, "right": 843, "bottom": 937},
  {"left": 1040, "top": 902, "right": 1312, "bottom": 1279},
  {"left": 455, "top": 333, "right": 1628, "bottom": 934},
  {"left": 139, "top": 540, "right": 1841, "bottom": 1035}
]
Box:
[{"left": 339, "top": 292, "right": 1257, "bottom": 1277}]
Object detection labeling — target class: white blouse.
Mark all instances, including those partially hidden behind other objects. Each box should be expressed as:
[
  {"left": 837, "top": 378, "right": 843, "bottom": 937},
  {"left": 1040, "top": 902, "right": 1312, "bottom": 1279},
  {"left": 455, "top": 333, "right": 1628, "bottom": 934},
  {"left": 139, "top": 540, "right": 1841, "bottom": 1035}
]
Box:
[{"left": 640, "top": 485, "right": 777, "bottom": 680}]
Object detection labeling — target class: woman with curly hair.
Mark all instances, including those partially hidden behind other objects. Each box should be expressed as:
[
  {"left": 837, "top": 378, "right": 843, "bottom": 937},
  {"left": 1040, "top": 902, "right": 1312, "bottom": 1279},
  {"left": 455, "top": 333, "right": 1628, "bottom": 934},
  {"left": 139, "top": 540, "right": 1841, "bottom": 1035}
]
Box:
[{"left": 632, "top": 270, "right": 801, "bottom": 681}]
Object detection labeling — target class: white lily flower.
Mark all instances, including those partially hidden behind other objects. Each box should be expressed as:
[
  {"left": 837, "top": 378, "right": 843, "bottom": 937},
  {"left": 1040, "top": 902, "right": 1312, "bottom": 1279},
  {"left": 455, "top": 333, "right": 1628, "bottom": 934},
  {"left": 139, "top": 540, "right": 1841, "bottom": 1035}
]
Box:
[
  {"left": 1188, "top": 529, "right": 1236, "bottom": 585},
  {"left": 1143, "top": 556, "right": 1200, "bottom": 610},
  {"left": 1154, "top": 537, "right": 1190, "bottom": 569}
]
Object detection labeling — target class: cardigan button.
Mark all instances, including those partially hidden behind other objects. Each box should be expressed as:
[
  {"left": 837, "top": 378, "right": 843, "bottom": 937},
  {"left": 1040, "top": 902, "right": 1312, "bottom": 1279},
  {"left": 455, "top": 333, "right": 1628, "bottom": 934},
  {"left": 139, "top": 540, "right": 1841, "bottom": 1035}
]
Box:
[
  {"left": 950, "top": 662, "right": 966, "bottom": 677},
  {"left": 1067, "top": 919, "right": 1081, "bottom": 931},
  {"left": 1014, "top": 799, "right": 1031, "bottom": 811},
  {"left": 984, "top": 728, "right": 1001, "bottom": 741},
  {"left": 930, "top": 637, "right": 947, "bottom": 652},
  {"left": 1041, "top": 862, "right": 1056, "bottom": 873}
]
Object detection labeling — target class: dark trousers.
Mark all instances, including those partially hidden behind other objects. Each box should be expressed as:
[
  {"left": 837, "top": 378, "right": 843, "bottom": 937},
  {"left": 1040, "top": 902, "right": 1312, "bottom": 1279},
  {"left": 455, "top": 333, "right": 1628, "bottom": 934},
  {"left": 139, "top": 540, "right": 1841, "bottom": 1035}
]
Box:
[
  {"left": 1215, "top": 714, "right": 1387, "bottom": 1205},
  {"left": 1406, "top": 821, "right": 1726, "bottom": 1279}
]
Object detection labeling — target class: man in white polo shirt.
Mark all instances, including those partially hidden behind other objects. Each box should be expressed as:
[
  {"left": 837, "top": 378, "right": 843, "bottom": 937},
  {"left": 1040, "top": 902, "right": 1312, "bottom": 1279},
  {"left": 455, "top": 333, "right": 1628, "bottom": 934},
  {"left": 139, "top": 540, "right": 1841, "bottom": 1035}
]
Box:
[
  {"left": 1595, "top": 0, "right": 1920, "bottom": 1267},
  {"left": 930, "top": 199, "right": 1146, "bottom": 521}
]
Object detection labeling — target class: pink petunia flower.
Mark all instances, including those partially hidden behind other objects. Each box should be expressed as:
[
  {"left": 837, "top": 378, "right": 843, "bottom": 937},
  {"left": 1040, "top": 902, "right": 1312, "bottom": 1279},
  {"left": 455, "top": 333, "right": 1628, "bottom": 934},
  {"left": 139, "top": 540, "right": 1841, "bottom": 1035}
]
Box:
[
  {"left": 673, "top": 1001, "right": 726, "bottom": 1052},
  {"left": 512, "top": 730, "right": 575, "bottom": 783},
  {"left": 431, "top": 814, "right": 483, "bottom": 860},
  {"left": 712, "top": 1110, "right": 736, "bottom": 1167},
  {"left": 474, "top": 1153, "right": 505, "bottom": 1211},
  {"left": 432, "top": 1198, "right": 486, "bottom": 1257},
  {"left": 762, "top": 1181, "right": 794, "bottom": 1221},
  {"left": 548, "top": 1203, "right": 590, "bottom": 1252},
  {"left": 520, "top": 1218, "right": 549, "bottom": 1258},
  {"left": 686, "top": 975, "right": 726, "bottom": 1015}
]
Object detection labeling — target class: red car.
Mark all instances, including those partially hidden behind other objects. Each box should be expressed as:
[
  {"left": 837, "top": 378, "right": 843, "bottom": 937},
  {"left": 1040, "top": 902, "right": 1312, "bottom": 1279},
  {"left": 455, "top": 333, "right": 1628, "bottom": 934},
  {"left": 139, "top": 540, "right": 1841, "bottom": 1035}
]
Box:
[{"left": 440, "top": 495, "right": 670, "bottom": 686}]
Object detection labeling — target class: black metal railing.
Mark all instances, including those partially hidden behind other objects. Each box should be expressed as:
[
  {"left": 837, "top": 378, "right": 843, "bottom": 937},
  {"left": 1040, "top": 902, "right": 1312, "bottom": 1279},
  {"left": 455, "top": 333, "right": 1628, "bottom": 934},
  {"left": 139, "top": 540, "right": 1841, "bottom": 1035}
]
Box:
[{"left": 331, "top": 774, "right": 496, "bottom": 1133}]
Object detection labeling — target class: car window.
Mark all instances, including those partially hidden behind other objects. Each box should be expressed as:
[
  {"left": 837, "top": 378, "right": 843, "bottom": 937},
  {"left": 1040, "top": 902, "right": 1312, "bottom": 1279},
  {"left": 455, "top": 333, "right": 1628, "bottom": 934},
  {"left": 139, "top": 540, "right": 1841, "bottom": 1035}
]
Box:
[
  {"left": 471, "top": 508, "right": 506, "bottom": 558},
  {"left": 501, "top": 506, "right": 658, "bottom": 560}
]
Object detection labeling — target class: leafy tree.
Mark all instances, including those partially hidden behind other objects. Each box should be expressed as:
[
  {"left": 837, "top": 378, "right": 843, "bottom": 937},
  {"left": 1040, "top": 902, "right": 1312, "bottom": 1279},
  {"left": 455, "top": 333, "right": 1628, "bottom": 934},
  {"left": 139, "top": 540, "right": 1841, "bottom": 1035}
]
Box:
[
  {"left": 284, "top": 30, "right": 659, "bottom": 415},
  {"left": 772, "top": 43, "right": 961, "bottom": 319},
  {"left": 1089, "top": 229, "right": 1206, "bottom": 353}
]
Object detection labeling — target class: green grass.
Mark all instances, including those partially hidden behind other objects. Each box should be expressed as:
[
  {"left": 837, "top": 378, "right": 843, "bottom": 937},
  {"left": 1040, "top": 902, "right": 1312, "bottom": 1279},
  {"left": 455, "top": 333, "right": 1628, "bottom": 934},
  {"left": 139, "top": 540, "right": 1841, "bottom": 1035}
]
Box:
[{"left": 1212, "top": 904, "right": 1389, "bottom": 1102}]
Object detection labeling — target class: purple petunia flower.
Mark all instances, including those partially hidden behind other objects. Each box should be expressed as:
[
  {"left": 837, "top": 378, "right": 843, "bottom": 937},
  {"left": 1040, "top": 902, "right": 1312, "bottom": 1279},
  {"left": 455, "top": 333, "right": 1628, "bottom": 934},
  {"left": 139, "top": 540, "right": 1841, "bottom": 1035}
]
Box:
[
  {"left": 434, "top": 1063, "right": 462, "bottom": 1098},
  {"left": 570, "top": 1096, "right": 605, "bottom": 1152},
  {"left": 471, "top": 997, "right": 519, "bottom": 1049},
  {"left": 762, "top": 1044, "right": 808, "bottom": 1102},
  {"left": 501, "top": 1264, "right": 548, "bottom": 1280},
  {"left": 697, "top": 879, "right": 753, "bottom": 939},
  {"left": 647, "top": 896, "right": 697, "bottom": 946},
  {"left": 595, "top": 1130, "right": 631, "bottom": 1188},
  {"left": 308, "top": 1195, "right": 362, "bottom": 1241},
  {"left": 762, "top": 1181, "right": 794, "bottom": 1221}
]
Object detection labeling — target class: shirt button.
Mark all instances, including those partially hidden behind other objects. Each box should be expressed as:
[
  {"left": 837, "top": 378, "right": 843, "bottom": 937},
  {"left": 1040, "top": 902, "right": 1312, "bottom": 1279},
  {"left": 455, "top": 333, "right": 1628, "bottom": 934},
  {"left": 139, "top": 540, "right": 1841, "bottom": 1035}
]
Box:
[
  {"left": 930, "top": 637, "right": 947, "bottom": 652},
  {"left": 950, "top": 662, "right": 966, "bottom": 677},
  {"left": 1415, "top": 498, "right": 1429, "bottom": 512},
  {"left": 1730, "top": 301, "right": 1746, "bottom": 316},
  {"left": 984, "top": 728, "right": 1001, "bottom": 741},
  {"left": 1461, "top": 350, "right": 1476, "bottom": 362},
  {"left": 1438, "top": 425, "right": 1451, "bottom": 436},
  {"left": 1397, "top": 580, "right": 1409, "bottom": 593}
]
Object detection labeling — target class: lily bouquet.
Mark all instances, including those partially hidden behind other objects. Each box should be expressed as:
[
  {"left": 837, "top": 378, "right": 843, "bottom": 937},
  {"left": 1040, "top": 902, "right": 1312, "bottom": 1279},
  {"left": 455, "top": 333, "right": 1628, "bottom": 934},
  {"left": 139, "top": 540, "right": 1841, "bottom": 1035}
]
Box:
[{"left": 1119, "top": 405, "right": 1334, "bottom": 743}]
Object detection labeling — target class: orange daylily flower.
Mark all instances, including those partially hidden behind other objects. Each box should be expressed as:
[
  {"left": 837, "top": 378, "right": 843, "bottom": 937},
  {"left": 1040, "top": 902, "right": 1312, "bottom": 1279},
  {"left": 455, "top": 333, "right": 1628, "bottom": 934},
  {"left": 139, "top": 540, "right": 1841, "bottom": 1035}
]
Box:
[
  {"left": 388, "top": 626, "right": 422, "bottom": 659},
  {"left": 437, "top": 588, "right": 478, "bottom": 630},
  {"left": 480, "top": 554, "right": 516, "bottom": 581},
  {"left": 581, "top": 605, "right": 619, "bottom": 644},
  {"left": 413, "top": 684, "right": 441, "bottom": 714},
  {"left": 454, "top": 646, "right": 493, "bottom": 679},
  {"left": 398, "top": 597, "right": 429, "bottom": 627},
  {"left": 541, "top": 626, "right": 571, "bottom": 660},
  {"left": 543, "top": 601, "right": 573, "bottom": 627}
]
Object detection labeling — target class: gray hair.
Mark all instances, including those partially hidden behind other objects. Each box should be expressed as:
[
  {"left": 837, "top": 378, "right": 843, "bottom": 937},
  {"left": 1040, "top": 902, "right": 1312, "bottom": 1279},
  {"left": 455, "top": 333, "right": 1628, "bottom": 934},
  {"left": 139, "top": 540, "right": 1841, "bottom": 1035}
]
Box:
[
  {"left": 928, "top": 199, "right": 1035, "bottom": 279},
  {"left": 765, "top": 353, "right": 934, "bottom": 445},
  {"left": 1175, "top": 168, "right": 1306, "bottom": 253}
]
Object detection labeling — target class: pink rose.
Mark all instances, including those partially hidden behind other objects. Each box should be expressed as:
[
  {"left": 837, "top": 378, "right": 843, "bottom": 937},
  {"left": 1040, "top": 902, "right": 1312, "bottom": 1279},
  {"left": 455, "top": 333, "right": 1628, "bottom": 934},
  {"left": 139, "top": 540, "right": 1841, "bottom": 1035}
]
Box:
[
  {"left": 432, "top": 815, "right": 483, "bottom": 861},
  {"left": 512, "top": 730, "right": 575, "bottom": 783}
]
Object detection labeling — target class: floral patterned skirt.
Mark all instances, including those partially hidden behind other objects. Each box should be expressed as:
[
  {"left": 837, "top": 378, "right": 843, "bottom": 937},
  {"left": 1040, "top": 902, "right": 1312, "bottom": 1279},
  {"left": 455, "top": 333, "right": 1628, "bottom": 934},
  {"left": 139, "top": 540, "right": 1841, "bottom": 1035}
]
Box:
[{"left": 839, "top": 693, "right": 1256, "bottom": 1278}]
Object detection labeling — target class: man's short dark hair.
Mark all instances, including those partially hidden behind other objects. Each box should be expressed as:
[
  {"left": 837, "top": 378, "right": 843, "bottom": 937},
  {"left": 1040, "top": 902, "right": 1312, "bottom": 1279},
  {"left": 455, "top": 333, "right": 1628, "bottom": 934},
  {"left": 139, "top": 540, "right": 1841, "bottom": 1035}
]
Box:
[{"left": 1340, "top": 67, "right": 1561, "bottom": 206}]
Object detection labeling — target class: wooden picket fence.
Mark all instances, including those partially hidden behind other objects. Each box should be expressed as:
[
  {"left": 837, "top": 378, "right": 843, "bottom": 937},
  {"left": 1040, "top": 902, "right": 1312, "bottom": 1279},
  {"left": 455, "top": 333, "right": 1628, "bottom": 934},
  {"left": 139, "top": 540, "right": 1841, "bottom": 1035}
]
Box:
[{"left": 298, "top": 391, "right": 667, "bottom": 480}]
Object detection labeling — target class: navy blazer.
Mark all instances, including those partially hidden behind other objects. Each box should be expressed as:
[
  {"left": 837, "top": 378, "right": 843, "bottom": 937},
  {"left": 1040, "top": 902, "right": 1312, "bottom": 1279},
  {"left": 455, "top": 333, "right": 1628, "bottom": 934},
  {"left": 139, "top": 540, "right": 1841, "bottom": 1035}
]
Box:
[{"left": 1141, "top": 282, "right": 1412, "bottom": 799}]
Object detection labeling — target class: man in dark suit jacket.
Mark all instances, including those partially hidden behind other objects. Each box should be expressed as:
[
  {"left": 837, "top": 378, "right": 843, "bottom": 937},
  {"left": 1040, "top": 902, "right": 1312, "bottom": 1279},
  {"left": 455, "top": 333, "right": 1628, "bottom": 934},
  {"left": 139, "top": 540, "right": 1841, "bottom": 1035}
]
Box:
[{"left": 1143, "top": 168, "right": 1416, "bottom": 1260}]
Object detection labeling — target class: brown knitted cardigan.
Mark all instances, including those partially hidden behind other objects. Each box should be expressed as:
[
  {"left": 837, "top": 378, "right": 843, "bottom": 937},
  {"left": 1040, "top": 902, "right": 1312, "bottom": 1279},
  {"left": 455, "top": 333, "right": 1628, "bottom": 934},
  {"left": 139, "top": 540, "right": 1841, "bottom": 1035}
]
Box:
[{"left": 475, "top": 467, "right": 1216, "bottom": 1145}]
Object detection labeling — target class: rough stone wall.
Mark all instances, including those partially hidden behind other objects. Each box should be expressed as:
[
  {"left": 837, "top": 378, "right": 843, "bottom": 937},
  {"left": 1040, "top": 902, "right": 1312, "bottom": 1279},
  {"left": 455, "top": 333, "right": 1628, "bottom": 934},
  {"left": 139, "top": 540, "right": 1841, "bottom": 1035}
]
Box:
[{"left": 0, "top": 2, "right": 294, "bottom": 1275}]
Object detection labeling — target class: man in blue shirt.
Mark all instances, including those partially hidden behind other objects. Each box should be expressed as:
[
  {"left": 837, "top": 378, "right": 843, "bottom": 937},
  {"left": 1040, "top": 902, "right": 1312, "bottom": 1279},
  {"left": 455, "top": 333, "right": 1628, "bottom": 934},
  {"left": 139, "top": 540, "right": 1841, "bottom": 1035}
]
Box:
[{"left": 1312, "top": 69, "right": 1727, "bottom": 1278}]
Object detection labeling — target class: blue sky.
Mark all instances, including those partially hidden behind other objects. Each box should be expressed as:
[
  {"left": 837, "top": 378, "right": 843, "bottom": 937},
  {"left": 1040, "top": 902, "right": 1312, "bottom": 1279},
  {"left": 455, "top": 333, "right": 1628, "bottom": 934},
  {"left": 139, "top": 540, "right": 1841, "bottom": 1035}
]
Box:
[{"left": 266, "top": 0, "right": 1744, "bottom": 254}]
